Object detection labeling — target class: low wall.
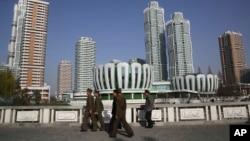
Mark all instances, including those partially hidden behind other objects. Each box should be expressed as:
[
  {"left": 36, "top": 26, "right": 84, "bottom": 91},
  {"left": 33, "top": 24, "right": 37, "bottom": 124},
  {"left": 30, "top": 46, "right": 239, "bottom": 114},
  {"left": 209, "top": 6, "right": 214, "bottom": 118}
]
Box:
[{"left": 0, "top": 102, "right": 249, "bottom": 125}]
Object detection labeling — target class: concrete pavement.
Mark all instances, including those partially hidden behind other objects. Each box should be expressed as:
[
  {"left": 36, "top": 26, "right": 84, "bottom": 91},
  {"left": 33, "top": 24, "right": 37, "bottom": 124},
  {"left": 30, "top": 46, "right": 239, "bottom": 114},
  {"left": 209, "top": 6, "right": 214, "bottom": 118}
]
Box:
[{"left": 1, "top": 122, "right": 244, "bottom": 141}]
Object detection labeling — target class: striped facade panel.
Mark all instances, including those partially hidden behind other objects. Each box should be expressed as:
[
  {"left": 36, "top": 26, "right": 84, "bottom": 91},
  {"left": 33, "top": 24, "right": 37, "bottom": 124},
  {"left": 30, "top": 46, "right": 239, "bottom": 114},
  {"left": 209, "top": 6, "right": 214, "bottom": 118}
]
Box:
[
  {"left": 172, "top": 74, "right": 219, "bottom": 94},
  {"left": 94, "top": 62, "right": 153, "bottom": 91}
]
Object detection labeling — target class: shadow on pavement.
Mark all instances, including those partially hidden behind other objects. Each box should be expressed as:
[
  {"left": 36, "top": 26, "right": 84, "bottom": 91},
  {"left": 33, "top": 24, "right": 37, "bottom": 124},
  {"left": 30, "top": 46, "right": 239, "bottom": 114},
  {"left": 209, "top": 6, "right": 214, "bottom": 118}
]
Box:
[{"left": 142, "top": 136, "right": 159, "bottom": 141}]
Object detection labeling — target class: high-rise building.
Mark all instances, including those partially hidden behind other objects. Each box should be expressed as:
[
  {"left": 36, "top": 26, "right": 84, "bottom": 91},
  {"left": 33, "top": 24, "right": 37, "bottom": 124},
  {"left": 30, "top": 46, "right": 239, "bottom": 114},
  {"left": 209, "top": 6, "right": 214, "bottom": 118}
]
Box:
[
  {"left": 7, "top": 0, "right": 50, "bottom": 101},
  {"left": 144, "top": 1, "right": 168, "bottom": 82},
  {"left": 74, "top": 37, "right": 96, "bottom": 98},
  {"left": 166, "top": 12, "right": 194, "bottom": 78},
  {"left": 8, "top": 0, "right": 49, "bottom": 88},
  {"left": 219, "top": 31, "right": 247, "bottom": 84},
  {"left": 57, "top": 61, "right": 72, "bottom": 100}
]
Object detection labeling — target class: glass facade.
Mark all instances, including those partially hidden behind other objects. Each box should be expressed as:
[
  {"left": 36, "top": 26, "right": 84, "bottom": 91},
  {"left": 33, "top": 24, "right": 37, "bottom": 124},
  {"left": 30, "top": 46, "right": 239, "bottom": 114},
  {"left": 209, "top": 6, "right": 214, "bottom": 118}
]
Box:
[
  {"left": 7, "top": 0, "right": 49, "bottom": 91},
  {"left": 166, "top": 12, "right": 194, "bottom": 79},
  {"left": 144, "top": 1, "right": 168, "bottom": 82},
  {"left": 74, "top": 37, "right": 96, "bottom": 95},
  {"left": 7, "top": 0, "right": 27, "bottom": 78}
]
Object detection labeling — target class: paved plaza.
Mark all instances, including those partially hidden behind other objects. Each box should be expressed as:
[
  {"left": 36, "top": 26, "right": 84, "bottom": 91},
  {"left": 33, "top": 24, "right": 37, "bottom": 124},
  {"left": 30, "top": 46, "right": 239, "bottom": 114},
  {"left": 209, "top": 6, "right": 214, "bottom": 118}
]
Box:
[{"left": 2, "top": 121, "right": 249, "bottom": 141}]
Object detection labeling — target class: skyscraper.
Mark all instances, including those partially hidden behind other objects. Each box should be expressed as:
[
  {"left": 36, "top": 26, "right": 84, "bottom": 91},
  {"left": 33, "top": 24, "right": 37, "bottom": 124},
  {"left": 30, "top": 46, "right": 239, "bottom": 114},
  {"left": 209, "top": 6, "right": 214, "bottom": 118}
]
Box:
[
  {"left": 74, "top": 37, "right": 96, "bottom": 98},
  {"left": 57, "top": 61, "right": 72, "bottom": 99},
  {"left": 8, "top": 0, "right": 49, "bottom": 88},
  {"left": 219, "top": 31, "right": 246, "bottom": 84},
  {"left": 166, "top": 12, "right": 194, "bottom": 78},
  {"left": 144, "top": 1, "right": 168, "bottom": 82},
  {"left": 7, "top": 0, "right": 50, "bottom": 101}
]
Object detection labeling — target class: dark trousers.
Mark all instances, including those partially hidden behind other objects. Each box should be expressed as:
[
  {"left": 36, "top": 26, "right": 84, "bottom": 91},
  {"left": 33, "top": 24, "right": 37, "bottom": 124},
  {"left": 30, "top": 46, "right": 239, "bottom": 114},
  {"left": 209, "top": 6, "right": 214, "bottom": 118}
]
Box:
[
  {"left": 96, "top": 111, "right": 105, "bottom": 129},
  {"left": 108, "top": 116, "right": 122, "bottom": 133},
  {"left": 110, "top": 115, "right": 134, "bottom": 137},
  {"left": 145, "top": 111, "right": 153, "bottom": 127},
  {"left": 81, "top": 111, "right": 97, "bottom": 130}
]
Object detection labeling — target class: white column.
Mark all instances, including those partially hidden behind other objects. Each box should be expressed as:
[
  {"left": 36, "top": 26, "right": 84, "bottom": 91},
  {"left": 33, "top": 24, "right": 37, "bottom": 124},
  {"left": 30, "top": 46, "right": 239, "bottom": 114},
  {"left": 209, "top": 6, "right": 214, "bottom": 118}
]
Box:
[
  {"left": 205, "top": 106, "right": 209, "bottom": 121},
  {"left": 167, "top": 107, "right": 174, "bottom": 122},
  {"left": 133, "top": 108, "right": 137, "bottom": 123},
  {"left": 248, "top": 105, "right": 250, "bottom": 116},
  {"left": 12, "top": 109, "right": 16, "bottom": 123},
  {"left": 163, "top": 107, "right": 167, "bottom": 122},
  {"left": 176, "top": 107, "right": 179, "bottom": 122},
  {"left": 79, "top": 108, "right": 83, "bottom": 123},
  {"left": 4, "top": 109, "right": 12, "bottom": 123},
  {"left": 39, "top": 109, "right": 43, "bottom": 123},
  {"left": 0, "top": 109, "right": 4, "bottom": 123},
  {"left": 50, "top": 109, "right": 54, "bottom": 123},
  {"left": 218, "top": 105, "right": 222, "bottom": 120},
  {"left": 43, "top": 109, "right": 50, "bottom": 123},
  {"left": 210, "top": 106, "right": 218, "bottom": 121},
  {"left": 126, "top": 109, "right": 132, "bottom": 123}
]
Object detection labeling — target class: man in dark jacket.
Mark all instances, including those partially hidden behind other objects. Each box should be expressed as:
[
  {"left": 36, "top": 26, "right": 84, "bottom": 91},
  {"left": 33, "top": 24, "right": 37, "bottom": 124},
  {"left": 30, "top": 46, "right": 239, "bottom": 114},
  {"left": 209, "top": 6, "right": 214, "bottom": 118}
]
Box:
[
  {"left": 94, "top": 90, "right": 105, "bottom": 131},
  {"left": 144, "top": 90, "right": 154, "bottom": 128},
  {"left": 81, "top": 88, "right": 97, "bottom": 132},
  {"left": 108, "top": 92, "right": 122, "bottom": 133},
  {"left": 110, "top": 88, "right": 134, "bottom": 138}
]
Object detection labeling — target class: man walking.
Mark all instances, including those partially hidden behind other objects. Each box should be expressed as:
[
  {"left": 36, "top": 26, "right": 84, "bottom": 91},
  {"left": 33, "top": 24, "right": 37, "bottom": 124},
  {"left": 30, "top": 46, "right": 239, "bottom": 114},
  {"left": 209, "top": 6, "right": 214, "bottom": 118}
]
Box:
[
  {"left": 108, "top": 91, "right": 122, "bottom": 133},
  {"left": 81, "top": 88, "right": 97, "bottom": 132},
  {"left": 94, "top": 90, "right": 105, "bottom": 131},
  {"left": 144, "top": 90, "right": 154, "bottom": 128},
  {"left": 110, "top": 88, "right": 134, "bottom": 138}
]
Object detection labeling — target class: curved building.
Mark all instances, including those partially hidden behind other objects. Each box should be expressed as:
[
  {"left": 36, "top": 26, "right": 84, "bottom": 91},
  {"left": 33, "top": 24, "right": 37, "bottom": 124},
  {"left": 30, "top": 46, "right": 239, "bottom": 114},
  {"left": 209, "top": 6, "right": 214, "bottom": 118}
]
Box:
[
  {"left": 93, "top": 62, "right": 153, "bottom": 100},
  {"left": 74, "top": 37, "right": 96, "bottom": 99},
  {"left": 172, "top": 74, "right": 219, "bottom": 94},
  {"left": 166, "top": 12, "right": 194, "bottom": 78},
  {"left": 144, "top": 1, "right": 168, "bottom": 81}
]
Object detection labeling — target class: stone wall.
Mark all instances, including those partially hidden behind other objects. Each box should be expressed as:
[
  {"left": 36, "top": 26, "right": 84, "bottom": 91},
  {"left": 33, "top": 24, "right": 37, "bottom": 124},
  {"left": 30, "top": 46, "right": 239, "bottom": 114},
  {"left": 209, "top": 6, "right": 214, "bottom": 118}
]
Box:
[{"left": 0, "top": 102, "right": 249, "bottom": 125}]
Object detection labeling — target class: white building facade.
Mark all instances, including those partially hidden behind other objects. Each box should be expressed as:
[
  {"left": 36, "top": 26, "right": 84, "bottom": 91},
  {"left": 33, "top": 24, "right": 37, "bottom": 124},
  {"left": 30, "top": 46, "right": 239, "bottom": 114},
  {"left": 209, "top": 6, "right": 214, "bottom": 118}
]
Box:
[
  {"left": 172, "top": 74, "right": 219, "bottom": 94},
  {"left": 144, "top": 1, "right": 168, "bottom": 82},
  {"left": 74, "top": 37, "right": 96, "bottom": 99},
  {"left": 93, "top": 62, "right": 153, "bottom": 100},
  {"left": 166, "top": 12, "right": 194, "bottom": 79}
]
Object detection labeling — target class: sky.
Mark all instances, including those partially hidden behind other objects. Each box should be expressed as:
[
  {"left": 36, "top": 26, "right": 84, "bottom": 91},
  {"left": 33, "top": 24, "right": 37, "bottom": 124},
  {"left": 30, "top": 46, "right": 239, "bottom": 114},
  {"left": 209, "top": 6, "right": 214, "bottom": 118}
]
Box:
[{"left": 0, "top": 0, "right": 250, "bottom": 96}]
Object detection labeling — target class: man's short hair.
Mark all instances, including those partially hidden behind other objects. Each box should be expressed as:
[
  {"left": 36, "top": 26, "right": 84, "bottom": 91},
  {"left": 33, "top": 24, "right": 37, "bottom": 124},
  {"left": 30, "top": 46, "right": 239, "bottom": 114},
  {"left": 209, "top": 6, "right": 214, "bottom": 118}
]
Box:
[
  {"left": 145, "top": 90, "right": 150, "bottom": 94},
  {"left": 87, "top": 88, "right": 92, "bottom": 93},
  {"left": 117, "top": 88, "right": 122, "bottom": 94},
  {"left": 94, "top": 90, "right": 99, "bottom": 95},
  {"left": 113, "top": 89, "right": 118, "bottom": 93}
]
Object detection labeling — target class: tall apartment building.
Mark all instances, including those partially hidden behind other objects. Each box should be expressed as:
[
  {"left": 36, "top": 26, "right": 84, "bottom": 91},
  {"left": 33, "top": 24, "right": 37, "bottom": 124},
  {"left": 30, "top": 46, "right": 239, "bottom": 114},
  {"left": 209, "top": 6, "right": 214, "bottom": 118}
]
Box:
[
  {"left": 144, "top": 1, "right": 168, "bottom": 82},
  {"left": 74, "top": 37, "right": 96, "bottom": 99},
  {"left": 57, "top": 61, "right": 72, "bottom": 99},
  {"left": 166, "top": 12, "right": 194, "bottom": 78},
  {"left": 219, "top": 31, "right": 247, "bottom": 84},
  {"left": 7, "top": 0, "right": 50, "bottom": 101}
]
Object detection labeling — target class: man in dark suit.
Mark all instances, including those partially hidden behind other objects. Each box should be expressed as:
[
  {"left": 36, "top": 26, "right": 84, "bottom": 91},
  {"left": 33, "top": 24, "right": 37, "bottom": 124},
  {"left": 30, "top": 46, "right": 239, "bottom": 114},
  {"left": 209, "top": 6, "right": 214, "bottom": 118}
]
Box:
[
  {"left": 144, "top": 90, "right": 154, "bottom": 128},
  {"left": 109, "top": 88, "right": 134, "bottom": 138},
  {"left": 108, "top": 92, "right": 122, "bottom": 133},
  {"left": 94, "top": 90, "right": 105, "bottom": 131},
  {"left": 81, "top": 88, "right": 97, "bottom": 132}
]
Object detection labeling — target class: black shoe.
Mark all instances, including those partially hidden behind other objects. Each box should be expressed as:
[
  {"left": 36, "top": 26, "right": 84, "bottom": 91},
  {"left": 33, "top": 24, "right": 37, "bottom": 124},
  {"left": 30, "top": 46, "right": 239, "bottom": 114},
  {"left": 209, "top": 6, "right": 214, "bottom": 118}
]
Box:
[
  {"left": 80, "top": 129, "right": 87, "bottom": 132},
  {"left": 145, "top": 125, "right": 153, "bottom": 128},
  {"left": 109, "top": 135, "right": 116, "bottom": 138},
  {"left": 91, "top": 129, "right": 97, "bottom": 132},
  {"left": 128, "top": 133, "right": 134, "bottom": 137},
  {"left": 99, "top": 128, "right": 104, "bottom": 131}
]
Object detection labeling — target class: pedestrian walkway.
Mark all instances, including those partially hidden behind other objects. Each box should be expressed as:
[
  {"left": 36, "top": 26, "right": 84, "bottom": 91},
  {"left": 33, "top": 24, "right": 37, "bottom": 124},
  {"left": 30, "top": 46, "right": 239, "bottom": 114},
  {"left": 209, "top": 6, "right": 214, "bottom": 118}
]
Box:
[{"left": 1, "top": 122, "right": 242, "bottom": 141}]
